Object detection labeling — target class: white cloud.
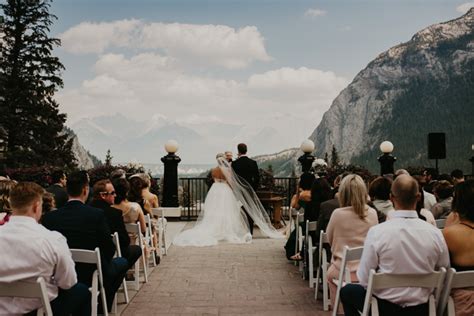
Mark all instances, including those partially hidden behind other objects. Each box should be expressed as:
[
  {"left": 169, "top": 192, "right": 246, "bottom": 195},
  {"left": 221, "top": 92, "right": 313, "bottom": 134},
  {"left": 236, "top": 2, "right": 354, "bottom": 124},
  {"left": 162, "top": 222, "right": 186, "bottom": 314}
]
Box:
[
  {"left": 60, "top": 19, "right": 142, "bottom": 54},
  {"left": 304, "top": 8, "right": 327, "bottom": 18},
  {"left": 247, "top": 67, "right": 348, "bottom": 103},
  {"left": 58, "top": 44, "right": 347, "bottom": 160},
  {"left": 60, "top": 20, "right": 271, "bottom": 69},
  {"left": 456, "top": 2, "right": 474, "bottom": 13}
]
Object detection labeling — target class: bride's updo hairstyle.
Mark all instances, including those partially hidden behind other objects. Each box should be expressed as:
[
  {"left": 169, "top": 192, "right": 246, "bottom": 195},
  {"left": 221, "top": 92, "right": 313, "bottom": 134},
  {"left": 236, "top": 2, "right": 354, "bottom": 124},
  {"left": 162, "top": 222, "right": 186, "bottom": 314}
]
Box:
[
  {"left": 216, "top": 153, "right": 225, "bottom": 160},
  {"left": 338, "top": 174, "right": 369, "bottom": 220}
]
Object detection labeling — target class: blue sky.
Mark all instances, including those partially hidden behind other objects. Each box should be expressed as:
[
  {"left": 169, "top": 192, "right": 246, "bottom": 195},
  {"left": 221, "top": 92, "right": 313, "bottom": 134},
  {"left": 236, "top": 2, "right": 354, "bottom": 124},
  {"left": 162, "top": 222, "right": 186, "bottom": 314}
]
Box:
[{"left": 37, "top": 0, "right": 473, "bottom": 160}]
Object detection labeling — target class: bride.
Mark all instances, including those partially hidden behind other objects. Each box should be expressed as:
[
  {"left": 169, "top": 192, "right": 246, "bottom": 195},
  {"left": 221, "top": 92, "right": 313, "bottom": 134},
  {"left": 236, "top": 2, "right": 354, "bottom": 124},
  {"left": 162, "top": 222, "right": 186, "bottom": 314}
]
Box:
[{"left": 174, "top": 155, "right": 283, "bottom": 247}]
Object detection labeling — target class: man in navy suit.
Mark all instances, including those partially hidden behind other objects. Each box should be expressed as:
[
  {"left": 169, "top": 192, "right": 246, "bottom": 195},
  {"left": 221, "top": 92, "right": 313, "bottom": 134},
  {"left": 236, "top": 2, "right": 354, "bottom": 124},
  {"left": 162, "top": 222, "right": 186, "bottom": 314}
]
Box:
[
  {"left": 232, "top": 143, "right": 260, "bottom": 235},
  {"left": 42, "top": 171, "right": 128, "bottom": 313}
]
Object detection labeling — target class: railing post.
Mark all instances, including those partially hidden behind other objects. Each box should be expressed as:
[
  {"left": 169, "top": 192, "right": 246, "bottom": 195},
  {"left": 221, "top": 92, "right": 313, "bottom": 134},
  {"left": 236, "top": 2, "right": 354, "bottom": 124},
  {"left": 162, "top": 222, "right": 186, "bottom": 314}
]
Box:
[{"left": 187, "top": 178, "right": 191, "bottom": 221}]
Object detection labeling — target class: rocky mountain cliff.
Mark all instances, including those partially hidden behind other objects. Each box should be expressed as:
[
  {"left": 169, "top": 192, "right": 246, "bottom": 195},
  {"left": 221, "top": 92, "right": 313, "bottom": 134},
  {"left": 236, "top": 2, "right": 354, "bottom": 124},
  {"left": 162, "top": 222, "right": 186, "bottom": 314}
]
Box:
[
  {"left": 309, "top": 9, "right": 474, "bottom": 173},
  {"left": 64, "top": 128, "right": 101, "bottom": 169},
  {"left": 253, "top": 148, "right": 301, "bottom": 177}
]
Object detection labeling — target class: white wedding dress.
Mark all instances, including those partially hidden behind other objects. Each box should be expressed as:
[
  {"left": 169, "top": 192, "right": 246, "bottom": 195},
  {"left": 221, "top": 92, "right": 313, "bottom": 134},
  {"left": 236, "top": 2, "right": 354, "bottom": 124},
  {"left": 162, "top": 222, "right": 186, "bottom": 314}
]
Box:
[
  {"left": 173, "top": 179, "right": 252, "bottom": 246},
  {"left": 174, "top": 158, "right": 283, "bottom": 247}
]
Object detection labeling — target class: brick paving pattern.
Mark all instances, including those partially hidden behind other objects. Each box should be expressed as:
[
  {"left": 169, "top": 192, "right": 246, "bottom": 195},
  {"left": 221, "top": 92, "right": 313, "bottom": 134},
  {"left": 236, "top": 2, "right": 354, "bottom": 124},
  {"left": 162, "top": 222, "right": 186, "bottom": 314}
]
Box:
[{"left": 122, "top": 225, "right": 331, "bottom": 315}]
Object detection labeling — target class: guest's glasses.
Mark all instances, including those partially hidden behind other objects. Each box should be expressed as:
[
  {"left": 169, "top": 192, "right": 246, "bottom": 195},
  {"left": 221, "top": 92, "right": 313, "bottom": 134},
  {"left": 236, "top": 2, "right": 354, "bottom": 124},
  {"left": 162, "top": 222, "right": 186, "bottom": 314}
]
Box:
[{"left": 101, "top": 191, "right": 116, "bottom": 196}]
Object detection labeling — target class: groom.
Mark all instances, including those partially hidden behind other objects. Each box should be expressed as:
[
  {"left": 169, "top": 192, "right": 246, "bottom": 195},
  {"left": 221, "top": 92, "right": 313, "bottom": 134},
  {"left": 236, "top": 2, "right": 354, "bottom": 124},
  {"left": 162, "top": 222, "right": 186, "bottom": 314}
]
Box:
[{"left": 232, "top": 143, "right": 260, "bottom": 235}]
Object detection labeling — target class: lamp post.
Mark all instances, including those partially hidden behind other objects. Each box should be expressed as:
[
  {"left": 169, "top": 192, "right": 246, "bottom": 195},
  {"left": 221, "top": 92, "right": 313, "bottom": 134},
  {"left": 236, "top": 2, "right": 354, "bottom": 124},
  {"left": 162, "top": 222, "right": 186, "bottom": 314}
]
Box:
[
  {"left": 377, "top": 141, "right": 396, "bottom": 176},
  {"left": 470, "top": 144, "right": 474, "bottom": 176},
  {"left": 298, "top": 139, "right": 315, "bottom": 174},
  {"left": 0, "top": 127, "right": 8, "bottom": 175},
  {"left": 161, "top": 140, "right": 181, "bottom": 207}
]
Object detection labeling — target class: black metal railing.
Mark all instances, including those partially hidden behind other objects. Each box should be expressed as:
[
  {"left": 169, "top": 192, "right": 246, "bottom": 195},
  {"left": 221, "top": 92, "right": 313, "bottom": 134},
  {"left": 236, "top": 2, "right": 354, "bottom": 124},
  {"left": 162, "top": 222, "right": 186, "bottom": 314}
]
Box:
[
  {"left": 179, "top": 177, "right": 209, "bottom": 220},
  {"left": 154, "top": 176, "right": 299, "bottom": 221}
]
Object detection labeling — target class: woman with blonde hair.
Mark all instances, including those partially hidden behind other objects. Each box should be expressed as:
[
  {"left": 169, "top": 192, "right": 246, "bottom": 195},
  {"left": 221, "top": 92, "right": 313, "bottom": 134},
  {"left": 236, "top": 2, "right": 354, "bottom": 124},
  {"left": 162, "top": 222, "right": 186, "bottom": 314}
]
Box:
[{"left": 326, "top": 174, "right": 378, "bottom": 312}]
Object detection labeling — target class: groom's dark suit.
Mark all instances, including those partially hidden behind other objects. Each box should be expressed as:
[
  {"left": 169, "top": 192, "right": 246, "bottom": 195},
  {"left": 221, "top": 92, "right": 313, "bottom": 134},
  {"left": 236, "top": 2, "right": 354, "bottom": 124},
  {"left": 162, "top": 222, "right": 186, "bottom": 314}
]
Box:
[{"left": 232, "top": 155, "right": 260, "bottom": 235}]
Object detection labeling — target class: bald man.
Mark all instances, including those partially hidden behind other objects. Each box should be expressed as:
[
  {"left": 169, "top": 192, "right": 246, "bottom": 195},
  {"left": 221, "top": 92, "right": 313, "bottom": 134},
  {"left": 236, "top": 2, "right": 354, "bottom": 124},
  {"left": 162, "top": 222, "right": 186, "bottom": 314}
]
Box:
[{"left": 340, "top": 175, "right": 449, "bottom": 316}]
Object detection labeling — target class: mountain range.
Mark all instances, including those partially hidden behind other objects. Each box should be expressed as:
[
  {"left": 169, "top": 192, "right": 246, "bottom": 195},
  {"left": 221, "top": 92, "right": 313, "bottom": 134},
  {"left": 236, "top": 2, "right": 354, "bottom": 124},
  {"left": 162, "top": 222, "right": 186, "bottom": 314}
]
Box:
[
  {"left": 69, "top": 113, "right": 311, "bottom": 165},
  {"left": 308, "top": 8, "right": 473, "bottom": 174}
]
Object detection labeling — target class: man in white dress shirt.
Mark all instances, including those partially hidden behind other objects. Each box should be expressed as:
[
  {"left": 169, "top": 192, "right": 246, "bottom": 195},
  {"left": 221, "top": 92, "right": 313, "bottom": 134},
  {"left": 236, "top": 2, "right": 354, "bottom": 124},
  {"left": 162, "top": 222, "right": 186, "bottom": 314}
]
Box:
[
  {"left": 0, "top": 182, "right": 90, "bottom": 315},
  {"left": 340, "top": 175, "right": 449, "bottom": 316}
]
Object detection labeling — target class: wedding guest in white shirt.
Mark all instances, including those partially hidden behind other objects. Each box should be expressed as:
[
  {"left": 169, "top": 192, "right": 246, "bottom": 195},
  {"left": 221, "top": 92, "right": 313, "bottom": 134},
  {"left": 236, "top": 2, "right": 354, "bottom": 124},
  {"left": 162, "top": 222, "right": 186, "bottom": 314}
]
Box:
[
  {"left": 0, "top": 182, "right": 90, "bottom": 316},
  {"left": 340, "top": 175, "right": 450, "bottom": 316}
]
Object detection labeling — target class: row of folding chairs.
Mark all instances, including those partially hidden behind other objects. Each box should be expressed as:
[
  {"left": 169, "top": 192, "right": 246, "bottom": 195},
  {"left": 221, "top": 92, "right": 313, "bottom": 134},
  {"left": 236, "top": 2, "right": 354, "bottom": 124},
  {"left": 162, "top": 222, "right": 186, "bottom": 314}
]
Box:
[
  {"left": 0, "top": 207, "right": 173, "bottom": 316},
  {"left": 288, "top": 213, "right": 474, "bottom": 316}
]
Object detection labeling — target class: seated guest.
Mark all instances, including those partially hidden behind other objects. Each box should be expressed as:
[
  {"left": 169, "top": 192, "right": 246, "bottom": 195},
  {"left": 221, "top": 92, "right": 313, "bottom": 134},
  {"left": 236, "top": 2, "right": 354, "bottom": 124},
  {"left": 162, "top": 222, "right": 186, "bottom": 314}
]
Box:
[
  {"left": 443, "top": 179, "right": 474, "bottom": 316},
  {"left": 341, "top": 175, "right": 449, "bottom": 316},
  {"left": 450, "top": 169, "right": 465, "bottom": 186},
  {"left": 290, "top": 172, "right": 314, "bottom": 211},
  {"left": 90, "top": 179, "right": 142, "bottom": 269},
  {"left": 0, "top": 182, "right": 90, "bottom": 315},
  {"left": 46, "top": 169, "right": 68, "bottom": 208},
  {"left": 42, "top": 171, "right": 128, "bottom": 313},
  {"left": 327, "top": 174, "right": 378, "bottom": 312},
  {"left": 136, "top": 173, "right": 159, "bottom": 208},
  {"left": 288, "top": 177, "right": 332, "bottom": 261},
  {"left": 387, "top": 175, "right": 436, "bottom": 226},
  {"left": 112, "top": 178, "right": 147, "bottom": 239},
  {"left": 368, "top": 176, "right": 394, "bottom": 216},
  {"left": 422, "top": 169, "right": 437, "bottom": 210},
  {"left": 432, "top": 180, "right": 454, "bottom": 219},
  {"left": 0, "top": 179, "right": 16, "bottom": 225},
  {"left": 284, "top": 173, "right": 313, "bottom": 260}
]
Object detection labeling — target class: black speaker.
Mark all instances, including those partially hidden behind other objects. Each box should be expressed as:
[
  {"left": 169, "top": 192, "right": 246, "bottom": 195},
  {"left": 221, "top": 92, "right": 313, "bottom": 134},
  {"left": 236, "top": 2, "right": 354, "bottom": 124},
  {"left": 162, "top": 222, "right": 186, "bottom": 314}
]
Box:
[{"left": 428, "top": 133, "right": 446, "bottom": 159}]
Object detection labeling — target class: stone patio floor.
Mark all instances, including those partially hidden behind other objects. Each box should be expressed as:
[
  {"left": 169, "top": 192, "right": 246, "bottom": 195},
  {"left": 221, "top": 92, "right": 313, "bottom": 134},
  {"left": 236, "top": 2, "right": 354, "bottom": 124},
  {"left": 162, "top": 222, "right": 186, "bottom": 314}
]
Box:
[{"left": 121, "top": 223, "right": 331, "bottom": 316}]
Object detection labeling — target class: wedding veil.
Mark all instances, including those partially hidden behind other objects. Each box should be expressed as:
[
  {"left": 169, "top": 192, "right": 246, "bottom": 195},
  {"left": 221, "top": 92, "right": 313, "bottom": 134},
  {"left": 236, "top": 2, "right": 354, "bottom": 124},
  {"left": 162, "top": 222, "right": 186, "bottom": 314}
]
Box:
[{"left": 217, "top": 158, "right": 284, "bottom": 239}]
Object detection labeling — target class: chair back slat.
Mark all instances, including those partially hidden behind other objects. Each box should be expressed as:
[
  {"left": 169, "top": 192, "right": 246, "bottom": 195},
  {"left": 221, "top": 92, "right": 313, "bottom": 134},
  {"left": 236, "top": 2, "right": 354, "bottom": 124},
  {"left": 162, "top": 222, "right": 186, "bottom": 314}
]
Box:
[
  {"left": 111, "top": 232, "right": 122, "bottom": 257},
  {"left": 371, "top": 270, "right": 445, "bottom": 289},
  {"left": 362, "top": 268, "right": 446, "bottom": 316},
  {"left": 451, "top": 269, "right": 474, "bottom": 288},
  {"left": 70, "top": 248, "right": 100, "bottom": 264},
  {"left": 307, "top": 221, "right": 317, "bottom": 232},
  {"left": 0, "top": 277, "right": 52, "bottom": 316},
  {"left": 345, "top": 246, "right": 364, "bottom": 261}
]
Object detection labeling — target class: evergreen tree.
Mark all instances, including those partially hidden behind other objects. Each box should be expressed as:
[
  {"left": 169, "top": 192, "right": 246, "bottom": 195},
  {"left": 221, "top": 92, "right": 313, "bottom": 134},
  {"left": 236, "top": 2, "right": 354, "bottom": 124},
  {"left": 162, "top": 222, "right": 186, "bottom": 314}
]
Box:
[
  {"left": 266, "top": 164, "right": 273, "bottom": 175},
  {"left": 330, "top": 145, "right": 340, "bottom": 168},
  {"left": 105, "top": 149, "right": 113, "bottom": 167},
  {"left": 0, "top": 0, "right": 75, "bottom": 168},
  {"left": 324, "top": 152, "right": 329, "bottom": 163}
]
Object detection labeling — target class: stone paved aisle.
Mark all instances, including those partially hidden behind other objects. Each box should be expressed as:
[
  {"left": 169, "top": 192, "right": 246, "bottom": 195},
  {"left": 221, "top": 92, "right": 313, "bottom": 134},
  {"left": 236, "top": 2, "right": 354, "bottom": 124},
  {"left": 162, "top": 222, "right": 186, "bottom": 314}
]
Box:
[{"left": 122, "top": 226, "right": 331, "bottom": 315}]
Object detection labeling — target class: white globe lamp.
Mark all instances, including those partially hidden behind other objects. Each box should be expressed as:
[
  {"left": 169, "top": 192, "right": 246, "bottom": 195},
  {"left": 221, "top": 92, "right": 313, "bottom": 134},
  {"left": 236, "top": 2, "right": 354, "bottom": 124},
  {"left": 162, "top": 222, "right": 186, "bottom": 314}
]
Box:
[
  {"left": 300, "top": 139, "right": 315, "bottom": 154},
  {"left": 165, "top": 140, "right": 179, "bottom": 154},
  {"left": 380, "top": 141, "right": 394, "bottom": 154}
]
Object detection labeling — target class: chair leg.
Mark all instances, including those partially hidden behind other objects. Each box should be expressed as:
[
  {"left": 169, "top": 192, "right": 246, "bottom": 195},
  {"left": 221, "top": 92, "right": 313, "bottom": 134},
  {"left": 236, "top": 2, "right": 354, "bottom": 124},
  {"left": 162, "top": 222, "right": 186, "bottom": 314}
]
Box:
[
  {"left": 163, "top": 229, "right": 167, "bottom": 256},
  {"left": 100, "top": 285, "right": 109, "bottom": 316},
  {"left": 91, "top": 273, "right": 98, "bottom": 316},
  {"left": 142, "top": 251, "right": 149, "bottom": 283},
  {"left": 322, "top": 262, "right": 329, "bottom": 311},
  {"left": 315, "top": 267, "right": 321, "bottom": 300},
  {"left": 122, "top": 279, "right": 129, "bottom": 304}
]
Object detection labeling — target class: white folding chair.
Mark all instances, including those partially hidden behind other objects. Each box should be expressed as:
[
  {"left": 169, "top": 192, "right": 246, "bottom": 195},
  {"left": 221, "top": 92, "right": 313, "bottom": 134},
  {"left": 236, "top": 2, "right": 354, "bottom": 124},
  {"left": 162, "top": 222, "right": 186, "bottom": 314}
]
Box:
[
  {"left": 111, "top": 232, "right": 129, "bottom": 313},
  {"left": 332, "top": 246, "right": 364, "bottom": 316},
  {"left": 305, "top": 220, "right": 318, "bottom": 287},
  {"left": 70, "top": 248, "right": 108, "bottom": 316},
  {"left": 151, "top": 207, "right": 168, "bottom": 256},
  {"left": 435, "top": 219, "right": 446, "bottom": 229},
  {"left": 438, "top": 268, "right": 474, "bottom": 316},
  {"left": 144, "top": 214, "right": 157, "bottom": 267},
  {"left": 294, "top": 212, "right": 305, "bottom": 269},
  {"left": 125, "top": 223, "right": 148, "bottom": 291},
  {"left": 361, "top": 268, "right": 446, "bottom": 316},
  {"left": 0, "top": 277, "right": 52, "bottom": 316},
  {"left": 315, "top": 230, "right": 331, "bottom": 311}
]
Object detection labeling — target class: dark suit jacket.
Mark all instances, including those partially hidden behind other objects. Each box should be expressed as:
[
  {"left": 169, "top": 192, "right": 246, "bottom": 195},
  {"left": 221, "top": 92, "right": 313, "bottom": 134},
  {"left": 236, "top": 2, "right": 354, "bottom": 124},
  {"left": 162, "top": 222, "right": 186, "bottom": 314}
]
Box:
[
  {"left": 89, "top": 199, "right": 130, "bottom": 257},
  {"left": 42, "top": 200, "right": 115, "bottom": 285},
  {"left": 232, "top": 156, "right": 260, "bottom": 190},
  {"left": 316, "top": 198, "right": 340, "bottom": 237},
  {"left": 46, "top": 184, "right": 68, "bottom": 208}
]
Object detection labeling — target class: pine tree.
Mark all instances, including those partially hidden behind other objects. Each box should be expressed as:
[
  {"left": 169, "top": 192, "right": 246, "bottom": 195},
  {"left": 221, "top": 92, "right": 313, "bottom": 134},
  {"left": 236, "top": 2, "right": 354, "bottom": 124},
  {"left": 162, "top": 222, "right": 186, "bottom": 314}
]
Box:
[
  {"left": 324, "top": 152, "right": 329, "bottom": 163},
  {"left": 330, "top": 145, "right": 340, "bottom": 168},
  {"left": 0, "top": 0, "right": 75, "bottom": 168},
  {"left": 105, "top": 149, "right": 113, "bottom": 167}
]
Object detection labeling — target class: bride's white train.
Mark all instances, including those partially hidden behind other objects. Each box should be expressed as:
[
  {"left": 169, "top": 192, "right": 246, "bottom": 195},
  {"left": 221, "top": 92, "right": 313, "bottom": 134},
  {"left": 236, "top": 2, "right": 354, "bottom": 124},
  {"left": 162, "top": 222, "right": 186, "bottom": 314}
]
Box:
[{"left": 173, "top": 158, "right": 283, "bottom": 247}]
